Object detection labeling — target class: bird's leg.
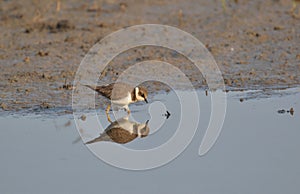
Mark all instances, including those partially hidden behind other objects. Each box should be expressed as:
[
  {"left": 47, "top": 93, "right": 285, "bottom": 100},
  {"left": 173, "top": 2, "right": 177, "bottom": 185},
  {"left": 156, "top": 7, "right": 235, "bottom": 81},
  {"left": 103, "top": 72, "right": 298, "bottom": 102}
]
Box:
[{"left": 105, "top": 104, "right": 112, "bottom": 123}]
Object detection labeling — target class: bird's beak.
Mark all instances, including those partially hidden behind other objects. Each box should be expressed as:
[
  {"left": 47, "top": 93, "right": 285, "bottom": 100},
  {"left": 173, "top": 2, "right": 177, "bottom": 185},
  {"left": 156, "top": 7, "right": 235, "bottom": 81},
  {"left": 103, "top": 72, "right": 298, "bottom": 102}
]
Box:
[
  {"left": 145, "top": 98, "right": 148, "bottom": 103},
  {"left": 145, "top": 120, "right": 149, "bottom": 125}
]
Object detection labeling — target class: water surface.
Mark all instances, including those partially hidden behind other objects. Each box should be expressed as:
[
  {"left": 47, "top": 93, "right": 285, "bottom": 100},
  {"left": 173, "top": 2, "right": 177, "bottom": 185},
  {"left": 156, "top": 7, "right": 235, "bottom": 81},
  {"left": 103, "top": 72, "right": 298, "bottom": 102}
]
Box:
[{"left": 1, "top": 88, "right": 299, "bottom": 193}]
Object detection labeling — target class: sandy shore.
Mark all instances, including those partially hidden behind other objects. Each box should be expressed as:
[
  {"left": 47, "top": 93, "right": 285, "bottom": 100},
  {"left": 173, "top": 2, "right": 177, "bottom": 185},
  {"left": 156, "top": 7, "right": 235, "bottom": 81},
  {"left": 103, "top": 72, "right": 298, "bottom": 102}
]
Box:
[{"left": 0, "top": 0, "right": 299, "bottom": 112}]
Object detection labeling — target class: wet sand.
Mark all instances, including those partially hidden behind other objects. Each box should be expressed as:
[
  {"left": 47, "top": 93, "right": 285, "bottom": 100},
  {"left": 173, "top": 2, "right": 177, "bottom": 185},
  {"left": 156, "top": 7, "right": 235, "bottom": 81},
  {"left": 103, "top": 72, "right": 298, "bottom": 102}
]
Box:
[{"left": 0, "top": 0, "right": 299, "bottom": 113}]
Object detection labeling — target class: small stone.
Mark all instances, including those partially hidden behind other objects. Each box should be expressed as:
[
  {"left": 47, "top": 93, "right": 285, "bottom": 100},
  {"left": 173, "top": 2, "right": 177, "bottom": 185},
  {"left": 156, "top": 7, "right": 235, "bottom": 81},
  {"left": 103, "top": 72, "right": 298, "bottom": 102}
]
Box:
[
  {"left": 38, "top": 50, "right": 48, "bottom": 56},
  {"left": 56, "top": 20, "right": 75, "bottom": 31},
  {"left": 273, "top": 26, "right": 284, "bottom": 31},
  {"left": 163, "top": 111, "right": 171, "bottom": 119},
  {"left": 80, "top": 115, "right": 86, "bottom": 121},
  {"left": 24, "top": 28, "right": 32, "bottom": 33},
  {"left": 0, "top": 103, "right": 9, "bottom": 110},
  {"left": 23, "top": 56, "right": 30, "bottom": 63},
  {"left": 40, "top": 102, "right": 52, "bottom": 109},
  {"left": 119, "top": 2, "right": 128, "bottom": 11},
  {"left": 289, "top": 108, "right": 294, "bottom": 116}
]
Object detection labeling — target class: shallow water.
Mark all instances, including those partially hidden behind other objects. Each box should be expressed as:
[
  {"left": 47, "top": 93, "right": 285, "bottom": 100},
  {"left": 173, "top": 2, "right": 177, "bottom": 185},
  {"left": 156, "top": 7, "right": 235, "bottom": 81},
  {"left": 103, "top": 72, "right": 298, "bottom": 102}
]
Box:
[{"left": 1, "top": 88, "right": 299, "bottom": 194}]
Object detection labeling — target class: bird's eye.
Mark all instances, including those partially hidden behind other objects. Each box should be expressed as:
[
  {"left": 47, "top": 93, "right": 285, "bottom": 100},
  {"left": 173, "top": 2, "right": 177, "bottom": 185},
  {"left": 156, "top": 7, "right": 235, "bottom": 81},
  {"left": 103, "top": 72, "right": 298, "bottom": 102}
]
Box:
[{"left": 141, "top": 94, "right": 145, "bottom": 97}]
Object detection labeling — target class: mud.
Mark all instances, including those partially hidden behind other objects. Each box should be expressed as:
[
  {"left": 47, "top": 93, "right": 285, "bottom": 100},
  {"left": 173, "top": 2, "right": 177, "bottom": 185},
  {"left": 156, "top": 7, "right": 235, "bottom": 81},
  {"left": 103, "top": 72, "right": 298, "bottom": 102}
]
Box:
[{"left": 0, "top": 0, "right": 299, "bottom": 113}]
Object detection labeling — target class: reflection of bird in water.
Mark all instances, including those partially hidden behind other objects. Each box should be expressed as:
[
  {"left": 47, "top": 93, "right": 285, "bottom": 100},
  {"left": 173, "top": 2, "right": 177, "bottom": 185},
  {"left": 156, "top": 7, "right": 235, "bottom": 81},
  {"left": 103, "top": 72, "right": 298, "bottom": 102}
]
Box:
[
  {"left": 85, "top": 117, "right": 150, "bottom": 145},
  {"left": 84, "top": 82, "right": 148, "bottom": 122}
]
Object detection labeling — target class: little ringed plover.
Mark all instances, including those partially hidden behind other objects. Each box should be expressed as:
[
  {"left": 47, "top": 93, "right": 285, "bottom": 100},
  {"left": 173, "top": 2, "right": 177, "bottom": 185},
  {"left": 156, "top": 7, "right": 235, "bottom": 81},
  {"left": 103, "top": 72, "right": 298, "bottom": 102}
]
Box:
[{"left": 84, "top": 82, "right": 148, "bottom": 122}]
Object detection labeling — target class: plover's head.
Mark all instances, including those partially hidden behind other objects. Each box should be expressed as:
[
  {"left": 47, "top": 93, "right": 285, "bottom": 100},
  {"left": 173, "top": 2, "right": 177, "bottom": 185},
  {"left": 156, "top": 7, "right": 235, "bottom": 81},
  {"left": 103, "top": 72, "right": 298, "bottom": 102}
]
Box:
[{"left": 134, "top": 86, "right": 148, "bottom": 103}]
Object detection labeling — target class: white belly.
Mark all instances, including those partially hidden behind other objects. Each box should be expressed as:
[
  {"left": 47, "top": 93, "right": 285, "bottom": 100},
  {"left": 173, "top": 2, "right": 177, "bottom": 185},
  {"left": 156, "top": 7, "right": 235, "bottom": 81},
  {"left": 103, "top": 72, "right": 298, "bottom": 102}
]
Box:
[{"left": 111, "top": 92, "right": 131, "bottom": 106}]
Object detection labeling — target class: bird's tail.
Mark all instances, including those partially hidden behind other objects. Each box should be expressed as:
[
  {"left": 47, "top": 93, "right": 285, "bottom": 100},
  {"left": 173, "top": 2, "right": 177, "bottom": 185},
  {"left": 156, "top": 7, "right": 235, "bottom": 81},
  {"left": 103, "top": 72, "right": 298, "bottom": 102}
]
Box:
[
  {"left": 83, "top": 84, "right": 97, "bottom": 91},
  {"left": 85, "top": 134, "right": 111, "bottom": 144},
  {"left": 83, "top": 84, "right": 106, "bottom": 96}
]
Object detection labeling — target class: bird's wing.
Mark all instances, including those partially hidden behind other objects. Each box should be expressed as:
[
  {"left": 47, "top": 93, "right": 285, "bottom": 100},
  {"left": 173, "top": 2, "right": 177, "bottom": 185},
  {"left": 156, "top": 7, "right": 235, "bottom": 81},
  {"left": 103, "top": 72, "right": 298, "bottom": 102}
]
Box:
[
  {"left": 84, "top": 83, "right": 133, "bottom": 100},
  {"left": 106, "top": 127, "right": 137, "bottom": 144},
  {"left": 83, "top": 84, "right": 114, "bottom": 99},
  {"left": 85, "top": 127, "right": 137, "bottom": 145}
]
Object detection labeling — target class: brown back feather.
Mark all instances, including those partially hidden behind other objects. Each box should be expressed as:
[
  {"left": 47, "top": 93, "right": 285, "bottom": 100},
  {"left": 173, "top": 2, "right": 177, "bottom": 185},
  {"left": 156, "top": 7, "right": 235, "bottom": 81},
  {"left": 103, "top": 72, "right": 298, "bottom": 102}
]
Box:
[{"left": 84, "top": 83, "right": 134, "bottom": 100}]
